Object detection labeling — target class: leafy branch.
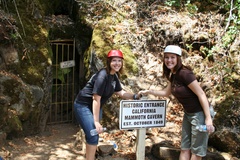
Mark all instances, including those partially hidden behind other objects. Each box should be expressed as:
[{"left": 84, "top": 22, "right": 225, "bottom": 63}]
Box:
[{"left": 224, "top": 0, "right": 234, "bottom": 32}]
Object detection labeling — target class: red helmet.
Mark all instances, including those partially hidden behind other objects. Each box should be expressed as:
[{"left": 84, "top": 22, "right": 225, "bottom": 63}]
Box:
[{"left": 107, "top": 50, "right": 124, "bottom": 59}]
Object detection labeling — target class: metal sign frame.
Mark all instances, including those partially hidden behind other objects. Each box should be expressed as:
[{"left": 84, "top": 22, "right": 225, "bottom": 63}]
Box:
[{"left": 119, "top": 100, "right": 167, "bottom": 130}]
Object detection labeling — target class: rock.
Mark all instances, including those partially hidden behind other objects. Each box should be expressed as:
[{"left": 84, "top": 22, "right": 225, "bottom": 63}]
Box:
[
  {"left": 151, "top": 142, "right": 179, "bottom": 159},
  {"left": 151, "top": 144, "right": 229, "bottom": 160},
  {"left": 220, "top": 152, "right": 237, "bottom": 160},
  {"left": 158, "top": 146, "right": 180, "bottom": 160},
  {"left": 0, "top": 45, "right": 19, "bottom": 69},
  {"left": 209, "top": 129, "right": 240, "bottom": 158},
  {"left": 0, "top": 132, "right": 6, "bottom": 144},
  {"left": 97, "top": 142, "right": 115, "bottom": 156},
  {"left": 203, "top": 152, "right": 226, "bottom": 160}
]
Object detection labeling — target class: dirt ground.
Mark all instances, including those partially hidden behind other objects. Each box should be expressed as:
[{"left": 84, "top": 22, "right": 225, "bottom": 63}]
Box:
[
  {"left": 1, "top": 122, "right": 236, "bottom": 160},
  {"left": 0, "top": 122, "right": 182, "bottom": 160},
  {"left": 0, "top": 124, "right": 84, "bottom": 160}
]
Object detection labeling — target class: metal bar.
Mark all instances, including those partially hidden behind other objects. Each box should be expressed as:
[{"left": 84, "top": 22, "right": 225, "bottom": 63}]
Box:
[
  {"left": 49, "top": 39, "right": 75, "bottom": 124},
  {"left": 66, "top": 43, "right": 70, "bottom": 121},
  {"left": 55, "top": 44, "right": 59, "bottom": 123},
  {"left": 61, "top": 44, "right": 64, "bottom": 122},
  {"left": 72, "top": 39, "right": 76, "bottom": 122}
]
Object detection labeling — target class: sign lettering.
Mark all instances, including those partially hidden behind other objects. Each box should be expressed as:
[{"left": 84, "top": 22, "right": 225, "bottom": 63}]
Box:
[{"left": 119, "top": 100, "right": 166, "bottom": 130}]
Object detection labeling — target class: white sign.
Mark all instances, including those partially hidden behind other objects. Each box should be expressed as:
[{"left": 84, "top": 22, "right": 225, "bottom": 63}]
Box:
[
  {"left": 60, "top": 60, "right": 75, "bottom": 69},
  {"left": 119, "top": 100, "right": 166, "bottom": 130}
]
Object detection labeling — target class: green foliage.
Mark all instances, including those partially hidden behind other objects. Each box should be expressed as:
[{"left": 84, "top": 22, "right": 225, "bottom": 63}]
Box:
[
  {"left": 208, "top": 51, "right": 239, "bottom": 90},
  {"left": 165, "top": 0, "right": 182, "bottom": 8},
  {"left": 222, "top": 27, "right": 238, "bottom": 47},
  {"left": 221, "top": 0, "right": 240, "bottom": 47},
  {"left": 164, "top": 0, "right": 198, "bottom": 12},
  {"left": 53, "top": 67, "right": 71, "bottom": 84},
  {"left": 200, "top": 46, "right": 210, "bottom": 57},
  {"left": 6, "top": 114, "right": 23, "bottom": 133},
  {"left": 191, "top": 0, "right": 240, "bottom": 90},
  {"left": 186, "top": 44, "right": 193, "bottom": 50},
  {"left": 52, "top": 67, "right": 71, "bottom": 93},
  {"left": 185, "top": 1, "right": 198, "bottom": 14}
]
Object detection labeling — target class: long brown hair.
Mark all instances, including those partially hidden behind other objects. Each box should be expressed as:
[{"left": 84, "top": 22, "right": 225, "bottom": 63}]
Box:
[
  {"left": 162, "top": 55, "right": 192, "bottom": 81},
  {"left": 106, "top": 57, "right": 123, "bottom": 78}
]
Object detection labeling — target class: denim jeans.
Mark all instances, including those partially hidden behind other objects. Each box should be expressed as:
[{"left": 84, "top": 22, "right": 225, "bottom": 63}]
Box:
[{"left": 74, "top": 101, "right": 102, "bottom": 145}]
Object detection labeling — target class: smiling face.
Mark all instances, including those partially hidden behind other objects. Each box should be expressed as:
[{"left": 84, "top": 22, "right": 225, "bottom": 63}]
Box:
[
  {"left": 109, "top": 57, "right": 123, "bottom": 74},
  {"left": 164, "top": 53, "right": 178, "bottom": 73}
]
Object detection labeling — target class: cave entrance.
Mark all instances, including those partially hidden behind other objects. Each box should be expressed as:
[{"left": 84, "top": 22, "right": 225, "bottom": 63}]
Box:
[{"left": 49, "top": 39, "right": 77, "bottom": 124}]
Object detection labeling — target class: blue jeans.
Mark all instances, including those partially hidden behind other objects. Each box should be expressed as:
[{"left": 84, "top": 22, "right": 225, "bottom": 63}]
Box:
[{"left": 74, "top": 101, "right": 102, "bottom": 145}]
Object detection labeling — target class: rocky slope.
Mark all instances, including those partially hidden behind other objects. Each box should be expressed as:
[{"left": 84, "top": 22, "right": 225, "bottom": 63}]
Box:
[{"left": 79, "top": 0, "right": 240, "bottom": 157}]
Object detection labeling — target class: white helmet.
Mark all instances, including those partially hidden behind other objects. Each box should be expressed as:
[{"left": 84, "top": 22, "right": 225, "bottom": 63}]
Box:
[{"left": 164, "top": 45, "right": 182, "bottom": 56}]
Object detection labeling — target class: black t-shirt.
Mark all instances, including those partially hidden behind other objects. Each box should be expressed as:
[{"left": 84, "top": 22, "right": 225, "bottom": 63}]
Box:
[
  {"left": 170, "top": 68, "right": 203, "bottom": 113},
  {"left": 75, "top": 68, "right": 122, "bottom": 107}
]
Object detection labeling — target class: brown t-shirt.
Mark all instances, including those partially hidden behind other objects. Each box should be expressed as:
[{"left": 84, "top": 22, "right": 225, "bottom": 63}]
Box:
[{"left": 170, "top": 68, "right": 203, "bottom": 113}]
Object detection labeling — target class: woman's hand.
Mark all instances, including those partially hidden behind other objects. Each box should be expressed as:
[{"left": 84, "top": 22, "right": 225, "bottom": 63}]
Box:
[
  {"left": 206, "top": 125, "right": 215, "bottom": 133},
  {"left": 205, "top": 118, "right": 215, "bottom": 133},
  {"left": 94, "top": 121, "right": 103, "bottom": 133}
]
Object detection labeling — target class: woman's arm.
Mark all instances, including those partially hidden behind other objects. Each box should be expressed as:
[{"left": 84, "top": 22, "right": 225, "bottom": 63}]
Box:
[
  {"left": 92, "top": 94, "right": 103, "bottom": 132},
  {"left": 139, "top": 82, "right": 172, "bottom": 97},
  {"left": 187, "top": 80, "right": 213, "bottom": 127},
  {"left": 115, "top": 90, "right": 141, "bottom": 100}
]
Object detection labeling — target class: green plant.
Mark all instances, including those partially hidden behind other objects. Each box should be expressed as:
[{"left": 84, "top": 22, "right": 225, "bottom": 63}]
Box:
[
  {"left": 200, "top": 46, "right": 209, "bottom": 57},
  {"left": 165, "top": 0, "right": 181, "bottom": 8},
  {"left": 186, "top": 1, "right": 198, "bottom": 14},
  {"left": 222, "top": 26, "right": 238, "bottom": 48},
  {"left": 53, "top": 67, "right": 71, "bottom": 84}
]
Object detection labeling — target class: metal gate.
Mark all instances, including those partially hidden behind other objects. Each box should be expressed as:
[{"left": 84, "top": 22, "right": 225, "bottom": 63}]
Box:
[{"left": 49, "top": 39, "right": 76, "bottom": 124}]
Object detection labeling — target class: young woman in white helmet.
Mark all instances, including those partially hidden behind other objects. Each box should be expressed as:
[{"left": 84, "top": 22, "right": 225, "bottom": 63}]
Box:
[
  {"left": 139, "top": 45, "right": 215, "bottom": 160},
  {"left": 74, "top": 50, "right": 141, "bottom": 160}
]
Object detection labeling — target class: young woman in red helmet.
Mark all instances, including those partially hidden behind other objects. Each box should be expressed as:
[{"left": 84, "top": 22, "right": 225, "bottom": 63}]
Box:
[
  {"left": 74, "top": 50, "right": 141, "bottom": 160},
  {"left": 139, "top": 45, "right": 215, "bottom": 160}
]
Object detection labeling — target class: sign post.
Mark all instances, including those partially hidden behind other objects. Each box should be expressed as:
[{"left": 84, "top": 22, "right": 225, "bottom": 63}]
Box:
[
  {"left": 136, "top": 128, "right": 146, "bottom": 159},
  {"left": 119, "top": 100, "right": 167, "bottom": 160}
]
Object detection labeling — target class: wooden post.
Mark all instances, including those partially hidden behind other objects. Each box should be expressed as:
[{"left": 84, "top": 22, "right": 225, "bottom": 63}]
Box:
[
  {"left": 119, "top": 99, "right": 167, "bottom": 160},
  {"left": 136, "top": 128, "right": 146, "bottom": 160}
]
